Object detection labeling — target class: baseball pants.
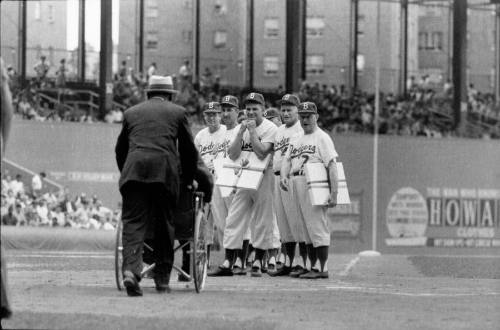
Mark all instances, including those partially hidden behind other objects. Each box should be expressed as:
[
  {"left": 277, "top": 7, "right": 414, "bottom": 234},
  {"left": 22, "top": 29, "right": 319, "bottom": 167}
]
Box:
[
  {"left": 207, "top": 184, "right": 227, "bottom": 245},
  {"left": 291, "top": 176, "right": 330, "bottom": 247},
  {"left": 223, "top": 169, "right": 274, "bottom": 250}
]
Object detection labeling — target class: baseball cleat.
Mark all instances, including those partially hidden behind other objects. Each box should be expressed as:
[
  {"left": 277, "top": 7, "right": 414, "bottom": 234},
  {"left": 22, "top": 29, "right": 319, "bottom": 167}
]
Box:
[
  {"left": 268, "top": 265, "right": 292, "bottom": 277},
  {"left": 207, "top": 266, "right": 234, "bottom": 277},
  {"left": 232, "top": 265, "right": 247, "bottom": 276},
  {"left": 250, "top": 266, "right": 262, "bottom": 277},
  {"left": 299, "top": 269, "right": 328, "bottom": 279},
  {"left": 289, "top": 266, "right": 308, "bottom": 278}
]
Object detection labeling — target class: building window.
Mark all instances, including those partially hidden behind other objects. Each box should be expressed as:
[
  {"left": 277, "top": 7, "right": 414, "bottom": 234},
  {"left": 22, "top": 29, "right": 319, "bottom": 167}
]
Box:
[
  {"left": 306, "top": 55, "right": 324, "bottom": 75},
  {"left": 146, "top": 31, "right": 159, "bottom": 50},
  {"left": 214, "top": 30, "right": 227, "bottom": 49},
  {"left": 183, "top": 0, "right": 192, "bottom": 9},
  {"left": 146, "top": 0, "right": 159, "bottom": 18},
  {"left": 264, "top": 18, "right": 279, "bottom": 38},
  {"left": 48, "top": 5, "right": 55, "bottom": 23},
  {"left": 34, "top": 1, "right": 41, "bottom": 20},
  {"left": 214, "top": 0, "right": 227, "bottom": 15},
  {"left": 431, "top": 32, "right": 443, "bottom": 50},
  {"left": 182, "top": 30, "right": 193, "bottom": 43},
  {"left": 263, "top": 56, "right": 279, "bottom": 76},
  {"left": 306, "top": 17, "right": 325, "bottom": 38},
  {"left": 418, "top": 32, "right": 442, "bottom": 51}
]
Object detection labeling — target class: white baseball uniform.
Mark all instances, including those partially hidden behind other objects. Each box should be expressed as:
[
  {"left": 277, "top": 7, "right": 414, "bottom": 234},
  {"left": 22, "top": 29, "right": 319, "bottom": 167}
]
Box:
[
  {"left": 194, "top": 125, "right": 227, "bottom": 245},
  {"left": 272, "top": 120, "right": 306, "bottom": 243},
  {"left": 223, "top": 118, "right": 277, "bottom": 250},
  {"left": 225, "top": 125, "right": 252, "bottom": 242},
  {"left": 286, "top": 127, "right": 338, "bottom": 247}
]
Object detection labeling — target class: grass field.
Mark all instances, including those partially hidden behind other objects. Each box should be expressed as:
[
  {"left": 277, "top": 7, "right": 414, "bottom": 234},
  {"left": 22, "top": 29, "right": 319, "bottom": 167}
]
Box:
[{"left": 2, "top": 249, "right": 499, "bottom": 330}]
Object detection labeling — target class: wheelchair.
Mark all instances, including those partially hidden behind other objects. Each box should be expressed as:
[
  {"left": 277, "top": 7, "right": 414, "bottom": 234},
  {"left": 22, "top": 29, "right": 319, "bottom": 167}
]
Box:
[{"left": 114, "top": 191, "right": 209, "bottom": 293}]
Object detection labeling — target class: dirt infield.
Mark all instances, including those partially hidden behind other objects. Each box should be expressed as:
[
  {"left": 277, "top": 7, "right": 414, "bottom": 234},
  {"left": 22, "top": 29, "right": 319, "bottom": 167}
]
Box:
[{"left": 2, "top": 250, "right": 500, "bottom": 330}]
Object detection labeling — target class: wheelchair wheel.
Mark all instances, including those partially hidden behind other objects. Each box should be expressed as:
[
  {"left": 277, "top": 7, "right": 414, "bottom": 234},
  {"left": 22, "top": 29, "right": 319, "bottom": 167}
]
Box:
[
  {"left": 192, "top": 195, "right": 208, "bottom": 293},
  {"left": 114, "top": 220, "right": 124, "bottom": 291}
]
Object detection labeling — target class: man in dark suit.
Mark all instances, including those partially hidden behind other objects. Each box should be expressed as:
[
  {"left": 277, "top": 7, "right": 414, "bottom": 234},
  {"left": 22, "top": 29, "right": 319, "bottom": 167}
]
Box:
[{"left": 115, "top": 75, "right": 198, "bottom": 296}]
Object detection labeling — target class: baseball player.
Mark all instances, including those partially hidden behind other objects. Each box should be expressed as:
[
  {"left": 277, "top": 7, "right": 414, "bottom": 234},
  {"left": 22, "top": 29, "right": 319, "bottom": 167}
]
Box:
[
  {"left": 264, "top": 107, "right": 282, "bottom": 127},
  {"left": 280, "top": 101, "right": 339, "bottom": 279},
  {"left": 267, "top": 94, "right": 311, "bottom": 277},
  {"left": 210, "top": 92, "right": 278, "bottom": 277},
  {"left": 194, "top": 101, "right": 227, "bottom": 270},
  {"left": 218, "top": 95, "right": 252, "bottom": 275}
]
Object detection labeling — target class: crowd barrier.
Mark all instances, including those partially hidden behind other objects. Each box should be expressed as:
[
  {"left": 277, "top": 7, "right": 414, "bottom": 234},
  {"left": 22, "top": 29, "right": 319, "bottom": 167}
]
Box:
[{"left": 1, "top": 226, "right": 115, "bottom": 251}]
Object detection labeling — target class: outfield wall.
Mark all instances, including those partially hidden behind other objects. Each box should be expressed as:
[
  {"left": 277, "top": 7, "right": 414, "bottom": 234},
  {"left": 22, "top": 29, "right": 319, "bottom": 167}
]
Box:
[{"left": 4, "top": 119, "right": 500, "bottom": 252}]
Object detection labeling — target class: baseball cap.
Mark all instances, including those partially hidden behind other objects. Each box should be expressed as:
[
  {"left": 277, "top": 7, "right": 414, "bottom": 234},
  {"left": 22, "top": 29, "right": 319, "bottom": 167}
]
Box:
[
  {"left": 203, "top": 101, "right": 222, "bottom": 113},
  {"left": 297, "top": 102, "right": 318, "bottom": 114},
  {"left": 280, "top": 94, "right": 300, "bottom": 107},
  {"left": 220, "top": 95, "right": 239, "bottom": 108},
  {"left": 243, "top": 92, "right": 265, "bottom": 106},
  {"left": 264, "top": 108, "right": 280, "bottom": 119}
]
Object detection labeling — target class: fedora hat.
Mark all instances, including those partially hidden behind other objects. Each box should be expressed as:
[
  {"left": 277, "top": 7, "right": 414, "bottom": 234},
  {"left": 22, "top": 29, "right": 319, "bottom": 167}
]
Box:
[{"left": 146, "top": 75, "right": 178, "bottom": 94}]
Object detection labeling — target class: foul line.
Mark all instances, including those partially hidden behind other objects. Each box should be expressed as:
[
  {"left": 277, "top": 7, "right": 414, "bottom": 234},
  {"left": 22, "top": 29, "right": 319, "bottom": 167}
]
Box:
[{"left": 338, "top": 256, "right": 360, "bottom": 276}]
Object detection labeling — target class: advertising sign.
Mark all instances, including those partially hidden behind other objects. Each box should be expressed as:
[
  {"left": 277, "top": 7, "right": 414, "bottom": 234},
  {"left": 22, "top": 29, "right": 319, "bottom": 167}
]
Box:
[
  {"left": 386, "top": 187, "right": 500, "bottom": 247},
  {"left": 328, "top": 191, "right": 362, "bottom": 238}
]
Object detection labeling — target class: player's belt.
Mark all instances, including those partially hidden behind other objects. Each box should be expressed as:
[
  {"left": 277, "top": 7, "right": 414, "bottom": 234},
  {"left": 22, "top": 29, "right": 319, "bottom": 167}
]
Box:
[
  {"left": 291, "top": 171, "right": 304, "bottom": 177},
  {"left": 274, "top": 171, "right": 280, "bottom": 176}
]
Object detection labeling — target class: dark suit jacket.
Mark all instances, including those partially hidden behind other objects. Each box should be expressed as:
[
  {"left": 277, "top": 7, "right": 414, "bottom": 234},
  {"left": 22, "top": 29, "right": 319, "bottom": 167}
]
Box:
[{"left": 115, "top": 98, "right": 198, "bottom": 201}]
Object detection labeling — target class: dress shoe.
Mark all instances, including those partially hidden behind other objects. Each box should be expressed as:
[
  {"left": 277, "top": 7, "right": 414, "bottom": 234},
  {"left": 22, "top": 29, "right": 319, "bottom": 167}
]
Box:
[
  {"left": 207, "top": 266, "right": 233, "bottom": 277},
  {"left": 123, "top": 270, "right": 143, "bottom": 297},
  {"left": 268, "top": 265, "right": 291, "bottom": 277},
  {"left": 154, "top": 276, "right": 171, "bottom": 293},
  {"left": 289, "top": 266, "right": 308, "bottom": 278}
]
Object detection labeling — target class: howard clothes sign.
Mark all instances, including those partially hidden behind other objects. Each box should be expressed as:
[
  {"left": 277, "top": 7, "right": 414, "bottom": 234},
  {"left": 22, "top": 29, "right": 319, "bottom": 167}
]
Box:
[{"left": 385, "top": 187, "right": 500, "bottom": 247}]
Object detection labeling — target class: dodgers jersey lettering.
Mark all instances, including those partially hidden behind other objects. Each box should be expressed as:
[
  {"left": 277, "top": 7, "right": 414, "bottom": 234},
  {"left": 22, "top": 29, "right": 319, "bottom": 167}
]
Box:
[
  {"left": 194, "top": 125, "right": 227, "bottom": 170},
  {"left": 241, "top": 118, "right": 277, "bottom": 152},
  {"left": 287, "top": 128, "right": 338, "bottom": 174},
  {"left": 272, "top": 121, "right": 303, "bottom": 173}
]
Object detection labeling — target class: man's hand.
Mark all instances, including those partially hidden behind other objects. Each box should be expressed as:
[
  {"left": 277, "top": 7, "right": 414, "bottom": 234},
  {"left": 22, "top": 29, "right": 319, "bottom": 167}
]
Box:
[
  {"left": 239, "top": 120, "right": 248, "bottom": 133},
  {"left": 279, "top": 176, "right": 289, "bottom": 191},
  {"left": 245, "top": 119, "right": 257, "bottom": 131},
  {"left": 327, "top": 191, "right": 338, "bottom": 208}
]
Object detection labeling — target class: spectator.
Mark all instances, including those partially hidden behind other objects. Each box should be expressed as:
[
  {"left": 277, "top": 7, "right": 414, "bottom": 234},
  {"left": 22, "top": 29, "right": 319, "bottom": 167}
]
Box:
[
  {"left": 118, "top": 60, "right": 128, "bottom": 81},
  {"left": 13, "top": 203, "right": 27, "bottom": 226},
  {"left": 31, "top": 172, "right": 46, "bottom": 197},
  {"left": 178, "top": 59, "right": 192, "bottom": 92},
  {"left": 1, "top": 205, "right": 18, "bottom": 226},
  {"left": 9, "top": 174, "right": 24, "bottom": 197},
  {"left": 146, "top": 62, "right": 157, "bottom": 83},
  {"left": 55, "top": 59, "right": 66, "bottom": 88},
  {"left": 33, "top": 55, "right": 50, "bottom": 88}
]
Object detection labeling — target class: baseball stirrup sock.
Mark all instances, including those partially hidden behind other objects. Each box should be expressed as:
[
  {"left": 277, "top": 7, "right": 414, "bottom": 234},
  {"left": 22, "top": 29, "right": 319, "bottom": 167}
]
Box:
[
  {"left": 284, "top": 242, "right": 297, "bottom": 267},
  {"left": 254, "top": 248, "right": 266, "bottom": 268},
  {"left": 299, "top": 242, "right": 308, "bottom": 268},
  {"left": 306, "top": 244, "right": 317, "bottom": 271},
  {"left": 316, "top": 246, "right": 329, "bottom": 272}
]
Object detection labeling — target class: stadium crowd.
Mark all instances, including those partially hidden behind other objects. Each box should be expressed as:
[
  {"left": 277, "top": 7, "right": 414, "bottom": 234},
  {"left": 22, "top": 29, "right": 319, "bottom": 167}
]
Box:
[
  {"left": 1, "top": 172, "right": 119, "bottom": 230},
  {"left": 4, "top": 57, "right": 500, "bottom": 138}
]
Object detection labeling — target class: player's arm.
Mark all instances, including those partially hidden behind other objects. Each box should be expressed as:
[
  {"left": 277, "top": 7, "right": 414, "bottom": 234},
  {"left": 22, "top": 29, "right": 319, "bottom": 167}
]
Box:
[
  {"left": 280, "top": 154, "right": 292, "bottom": 191},
  {"left": 228, "top": 122, "right": 246, "bottom": 160},
  {"left": 248, "top": 126, "right": 273, "bottom": 160},
  {"left": 327, "top": 159, "right": 339, "bottom": 208}
]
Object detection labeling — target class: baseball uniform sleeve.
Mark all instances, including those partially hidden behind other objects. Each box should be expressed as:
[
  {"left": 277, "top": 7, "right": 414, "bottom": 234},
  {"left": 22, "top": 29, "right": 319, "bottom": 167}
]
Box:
[
  {"left": 261, "top": 121, "right": 278, "bottom": 144},
  {"left": 318, "top": 131, "right": 338, "bottom": 167}
]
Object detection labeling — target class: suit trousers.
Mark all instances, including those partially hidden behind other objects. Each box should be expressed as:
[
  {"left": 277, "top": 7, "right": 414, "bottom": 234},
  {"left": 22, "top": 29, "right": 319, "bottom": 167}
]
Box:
[{"left": 121, "top": 182, "right": 175, "bottom": 281}]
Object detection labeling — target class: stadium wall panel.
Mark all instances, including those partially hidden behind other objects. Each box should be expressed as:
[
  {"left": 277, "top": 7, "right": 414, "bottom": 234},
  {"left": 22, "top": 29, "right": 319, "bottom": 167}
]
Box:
[{"left": 5, "top": 119, "right": 500, "bottom": 252}]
